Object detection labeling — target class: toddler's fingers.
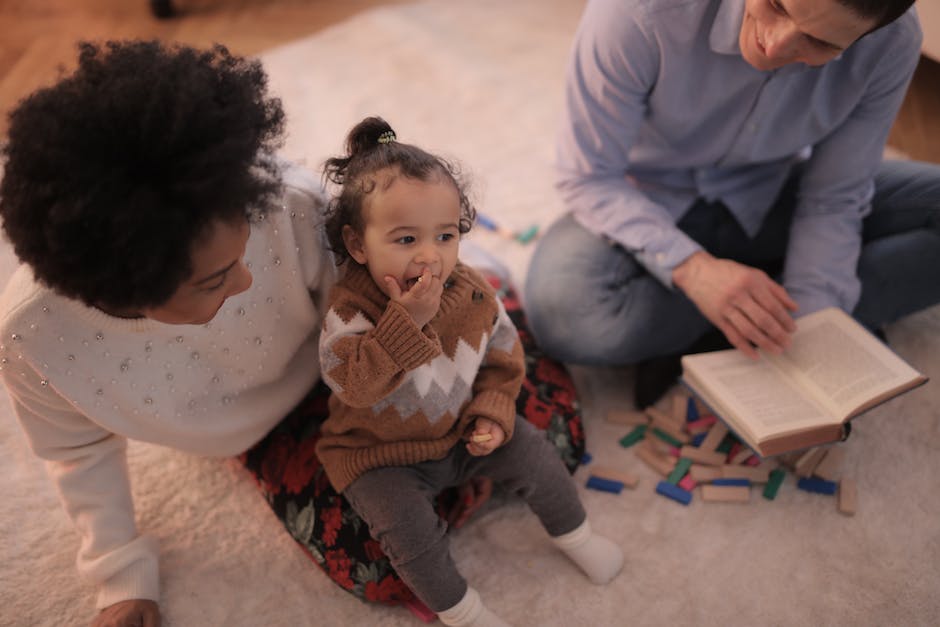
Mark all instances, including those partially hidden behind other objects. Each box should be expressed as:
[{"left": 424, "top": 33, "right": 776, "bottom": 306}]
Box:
[{"left": 384, "top": 276, "right": 403, "bottom": 300}]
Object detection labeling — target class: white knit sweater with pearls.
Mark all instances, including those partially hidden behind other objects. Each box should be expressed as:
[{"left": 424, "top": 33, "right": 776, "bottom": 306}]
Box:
[{"left": 0, "top": 162, "right": 337, "bottom": 610}]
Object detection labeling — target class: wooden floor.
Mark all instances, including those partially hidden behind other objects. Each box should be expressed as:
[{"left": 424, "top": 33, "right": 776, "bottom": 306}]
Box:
[{"left": 0, "top": 0, "right": 937, "bottom": 163}]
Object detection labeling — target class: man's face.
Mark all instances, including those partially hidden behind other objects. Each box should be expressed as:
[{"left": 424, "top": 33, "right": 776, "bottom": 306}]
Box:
[{"left": 739, "top": 0, "right": 878, "bottom": 71}]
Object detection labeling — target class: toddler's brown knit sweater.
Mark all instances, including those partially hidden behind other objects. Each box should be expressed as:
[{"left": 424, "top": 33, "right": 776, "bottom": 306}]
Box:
[{"left": 316, "top": 261, "right": 524, "bottom": 492}]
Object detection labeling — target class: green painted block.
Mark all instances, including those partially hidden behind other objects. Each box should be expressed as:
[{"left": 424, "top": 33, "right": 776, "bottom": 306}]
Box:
[
  {"left": 762, "top": 468, "right": 786, "bottom": 500},
  {"left": 619, "top": 424, "right": 647, "bottom": 448},
  {"left": 667, "top": 457, "right": 693, "bottom": 485},
  {"left": 651, "top": 427, "right": 682, "bottom": 448},
  {"left": 716, "top": 435, "right": 734, "bottom": 454}
]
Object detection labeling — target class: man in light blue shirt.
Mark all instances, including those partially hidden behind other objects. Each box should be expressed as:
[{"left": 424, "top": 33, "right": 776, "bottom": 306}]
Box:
[{"left": 525, "top": 0, "right": 939, "bottom": 406}]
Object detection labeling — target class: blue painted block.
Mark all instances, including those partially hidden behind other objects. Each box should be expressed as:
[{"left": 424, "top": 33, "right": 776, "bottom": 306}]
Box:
[
  {"left": 713, "top": 478, "right": 750, "bottom": 487},
  {"left": 581, "top": 452, "right": 593, "bottom": 465},
  {"left": 686, "top": 396, "right": 699, "bottom": 422},
  {"left": 797, "top": 477, "right": 838, "bottom": 495},
  {"left": 476, "top": 213, "right": 499, "bottom": 231},
  {"left": 691, "top": 431, "right": 707, "bottom": 447},
  {"left": 656, "top": 480, "right": 692, "bottom": 505},
  {"left": 586, "top": 475, "right": 623, "bottom": 494}
]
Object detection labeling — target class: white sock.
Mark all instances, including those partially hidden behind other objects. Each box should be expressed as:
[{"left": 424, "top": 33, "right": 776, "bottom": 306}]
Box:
[
  {"left": 551, "top": 519, "right": 624, "bottom": 585},
  {"left": 437, "top": 587, "right": 512, "bottom": 627}
]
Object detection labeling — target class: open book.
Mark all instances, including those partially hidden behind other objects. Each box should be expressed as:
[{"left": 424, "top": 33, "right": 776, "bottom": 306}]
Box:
[{"left": 680, "top": 307, "right": 928, "bottom": 457}]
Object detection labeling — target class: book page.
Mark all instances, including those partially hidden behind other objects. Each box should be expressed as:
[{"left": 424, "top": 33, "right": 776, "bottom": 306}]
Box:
[
  {"left": 769, "top": 308, "right": 924, "bottom": 418},
  {"left": 683, "top": 350, "right": 834, "bottom": 443}
]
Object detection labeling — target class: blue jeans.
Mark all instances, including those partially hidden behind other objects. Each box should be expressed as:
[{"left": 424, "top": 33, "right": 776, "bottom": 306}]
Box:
[{"left": 524, "top": 160, "right": 940, "bottom": 365}]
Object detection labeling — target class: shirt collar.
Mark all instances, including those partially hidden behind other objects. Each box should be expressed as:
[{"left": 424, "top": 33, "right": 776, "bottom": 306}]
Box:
[{"left": 710, "top": 0, "right": 745, "bottom": 56}]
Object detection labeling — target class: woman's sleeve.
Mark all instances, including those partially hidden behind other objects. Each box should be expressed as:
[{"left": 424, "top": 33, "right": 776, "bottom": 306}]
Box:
[{"left": 2, "top": 366, "right": 159, "bottom": 610}]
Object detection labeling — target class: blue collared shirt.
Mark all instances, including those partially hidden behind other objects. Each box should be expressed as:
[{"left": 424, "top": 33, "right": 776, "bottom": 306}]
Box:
[{"left": 557, "top": 0, "right": 922, "bottom": 315}]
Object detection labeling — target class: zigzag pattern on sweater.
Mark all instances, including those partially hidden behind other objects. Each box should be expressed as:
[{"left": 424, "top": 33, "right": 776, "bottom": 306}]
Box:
[
  {"left": 320, "top": 306, "right": 491, "bottom": 423},
  {"left": 373, "top": 335, "right": 489, "bottom": 423}
]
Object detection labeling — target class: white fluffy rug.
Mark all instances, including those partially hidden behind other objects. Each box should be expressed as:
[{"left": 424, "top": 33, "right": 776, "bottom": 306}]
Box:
[{"left": 2, "top": 1, "right": 939, "bottom": 625}]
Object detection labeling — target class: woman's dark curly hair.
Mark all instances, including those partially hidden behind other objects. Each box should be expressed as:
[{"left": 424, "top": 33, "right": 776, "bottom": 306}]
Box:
[
  {"left": 322, "top": 116, "right": 476, "bottom": 265},
  {"left": 0, "top": 40, "right": 285, "bottom": 311}
]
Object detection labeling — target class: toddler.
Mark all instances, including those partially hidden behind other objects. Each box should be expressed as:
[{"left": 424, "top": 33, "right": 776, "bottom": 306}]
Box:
[{"left": 316, "top": 116, "right": 623, "bottom": 626}]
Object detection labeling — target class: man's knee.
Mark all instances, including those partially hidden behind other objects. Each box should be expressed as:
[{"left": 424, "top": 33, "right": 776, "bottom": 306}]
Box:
[{"left": 523, "top": 276, "right": 584, "bottom": 360}]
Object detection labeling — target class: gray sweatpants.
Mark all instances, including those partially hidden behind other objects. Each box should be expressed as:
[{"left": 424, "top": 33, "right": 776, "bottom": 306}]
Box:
[{"left": 343, "top": 416, "right": 587, "bottom": 612}]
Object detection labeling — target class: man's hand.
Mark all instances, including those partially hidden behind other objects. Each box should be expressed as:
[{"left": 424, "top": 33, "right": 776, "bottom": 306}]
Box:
[
  {"left": 384, "top": 267, "right": 443, "bottom": 328},
  {"left": 466, "top": 417, "right": 506, "bottom": 456},
  {"left": 92, "top": 599, "right": 160, "bottom": 627},
  {"left": 673, "top": 251, "right": 798, "bottom": 358}
]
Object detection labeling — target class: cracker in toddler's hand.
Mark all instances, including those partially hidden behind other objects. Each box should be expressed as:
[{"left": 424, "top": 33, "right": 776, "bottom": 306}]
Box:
[{"left": 470, "top": 433, "right": 493, "bottom": 443}]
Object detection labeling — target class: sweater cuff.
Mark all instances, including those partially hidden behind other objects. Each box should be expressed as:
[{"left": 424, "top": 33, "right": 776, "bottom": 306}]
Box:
[
  {"left": 466, "top": 390, "right": 517, "bottom": 441},
  {"left": 93, "top": 536, "right": 160, "bottom": 609},
  {"left": 373, "top": 301, "right": 440, "bottom": 371}
]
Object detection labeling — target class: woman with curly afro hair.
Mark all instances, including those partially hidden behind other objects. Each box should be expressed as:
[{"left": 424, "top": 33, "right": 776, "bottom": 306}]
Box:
[{"left": 0, "top": 41, "right": 586, "bottom": 626}]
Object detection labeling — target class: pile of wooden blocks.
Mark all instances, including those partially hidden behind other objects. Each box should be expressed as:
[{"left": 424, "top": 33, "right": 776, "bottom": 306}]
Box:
[{"left": 584, "top": 391, "right": 857, "bottom": 515}]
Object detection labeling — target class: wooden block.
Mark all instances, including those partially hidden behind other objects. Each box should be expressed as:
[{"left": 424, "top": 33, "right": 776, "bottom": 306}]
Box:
[
  {"left": 636, "top": 444, "right": 677, "bottom": 477},
  {"left": 729, "top": 447, "right": 756, "bottom": 466},
  {"left": 701, "top": 484, "right": 750, "bottom": 503},
  {"left": 405, "top": 598, "right": 437, "bottom": 623},
  {"left": 762, "top": 468, "right": 787, "bottom": 500},
  {"left": 645, "top": 406, "right": 684, "bottom": 430},
  {"left": 797, "top": 477, "right": 837, "bottom": 495},
  {"left": 619, "top": 424, "right": 647, "bottom": 448},
  {"left": 716, "top": 436, "right": 734, "bottom": 454},
  {"left": 713, "top": 478, "right": 749, "bottom": 487},
  {"left": 812, "top": 447, "right": 845, "bottom": 482},
  {"left": 606, "top": 409, "right": 649, "bottom": 426},
  {"left": 720, "top": 465, "right": 770, "bottom": 483},
  {"left": 689, "top": 464, "right": 723, "bottom": 483},
  {"left": 678, "top": 475, "right": 697, "bottom": 491},
  {"left": 776, "top": 452, "right": 802, "bottom": 471},
  {"left": 643, "top": 434, "right": 674, "bottom": 457},
  {"left": 699, "top": 422, "right": 728, "bottom": 452},
  {"left": 667, "top": 457, "right": 693, "bottom": 485},
  {"left": 794, "top": 447, "right": 827, "bottom": 478},
  {"left": 647, "top": 413, "right": 691, "bottom": 444},
  {"left": 686, "top": 415, "right": 717, "bottom": 435},
  {"left": 754, "top": 459, "right": 779, "bottom": 472},
  {"left": 651, "top": 426, "right": 684, "bottom": 448},
  {"left": 679, "top": 445, "right": 726, "bottom": 466},
  {"left": 586, "top": 476, "right": 623, "bottom": 494},
  {"left": 590, "top": 464, "right": 639, "bottom": 489},
  {"left": 693, "top": 397, "right": 710, "bottom": 417},
  {"left": 656, "top": 480, "right": 692, "bottom": 505},
  {"left": 470, "top": 433, "right": 493, "bottom": 443},
  {"left": 838, "top": 478, "right": 857, "bottom": 516},
  {"left": 671, "top": 394, "right": 689, "bottom": 422}
]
